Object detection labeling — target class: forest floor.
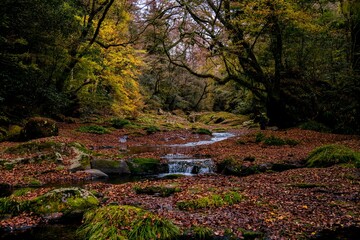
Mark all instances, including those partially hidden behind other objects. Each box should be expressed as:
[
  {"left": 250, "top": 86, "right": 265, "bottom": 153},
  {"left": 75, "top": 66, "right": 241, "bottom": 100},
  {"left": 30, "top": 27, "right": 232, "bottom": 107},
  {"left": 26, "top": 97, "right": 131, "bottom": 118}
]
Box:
[{"left": 0, "top": 112, "right": 359, "bottom": 239}]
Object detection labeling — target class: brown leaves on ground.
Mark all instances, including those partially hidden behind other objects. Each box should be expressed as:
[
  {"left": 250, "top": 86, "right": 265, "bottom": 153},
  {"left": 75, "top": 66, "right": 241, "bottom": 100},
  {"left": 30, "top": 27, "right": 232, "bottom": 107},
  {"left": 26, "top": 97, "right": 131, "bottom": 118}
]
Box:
[{"left": 1, "top": 122, "right": 360, "bottom": 238}]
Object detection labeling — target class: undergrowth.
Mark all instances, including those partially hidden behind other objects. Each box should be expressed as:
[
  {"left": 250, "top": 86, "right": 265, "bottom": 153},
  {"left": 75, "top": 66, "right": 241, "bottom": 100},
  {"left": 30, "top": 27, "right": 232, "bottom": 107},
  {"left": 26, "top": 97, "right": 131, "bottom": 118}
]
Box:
[
  {"left": 306, "top": 144, "right": 360, "bottom": 168},
  {"left": 134, "top": 185, "right": 181, "bottom": 197},
  {"left": 77, "top": 205, "right": 180, "bottom": 240},
  {"left": 77, "top": 125, "right": 110, "bottom": 134},
  {"left": 177, "top": 191, "right": 243, "bottom": 210}
]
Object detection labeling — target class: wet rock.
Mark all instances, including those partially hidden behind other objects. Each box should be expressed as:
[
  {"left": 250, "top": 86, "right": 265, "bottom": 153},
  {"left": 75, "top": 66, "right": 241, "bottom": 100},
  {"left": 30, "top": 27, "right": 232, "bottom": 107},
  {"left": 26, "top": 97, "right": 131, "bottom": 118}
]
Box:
[
  {"left": 91, "top": 158, "right": 130, "bottom": 175},
  {"left": 81, "top": 169, "right": 109, "bottom": 179}
]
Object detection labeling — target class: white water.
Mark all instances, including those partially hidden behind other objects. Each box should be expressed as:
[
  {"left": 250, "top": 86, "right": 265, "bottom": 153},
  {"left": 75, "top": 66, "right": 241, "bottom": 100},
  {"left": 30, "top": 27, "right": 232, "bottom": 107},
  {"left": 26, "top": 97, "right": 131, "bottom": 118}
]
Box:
[
  {"left": 161, "top": 154, "right": 214, "bottom": 176},
  {"left": 170, "top": 132, "right": 235, "bottom": 147}
]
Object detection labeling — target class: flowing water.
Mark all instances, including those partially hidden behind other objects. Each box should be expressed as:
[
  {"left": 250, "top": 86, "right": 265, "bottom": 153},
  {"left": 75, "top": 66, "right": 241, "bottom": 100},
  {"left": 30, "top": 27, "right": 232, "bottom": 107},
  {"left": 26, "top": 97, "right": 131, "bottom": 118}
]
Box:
[{"left": 1, "top": 132, "right": 235, "bottom": 239}]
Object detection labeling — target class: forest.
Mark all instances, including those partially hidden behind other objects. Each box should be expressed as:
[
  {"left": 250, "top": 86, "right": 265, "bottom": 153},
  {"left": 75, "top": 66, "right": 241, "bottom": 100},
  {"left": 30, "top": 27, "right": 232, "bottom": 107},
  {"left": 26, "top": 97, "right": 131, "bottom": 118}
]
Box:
[{"left": 0, "top": 0, "right": 359, "bottom": 239}]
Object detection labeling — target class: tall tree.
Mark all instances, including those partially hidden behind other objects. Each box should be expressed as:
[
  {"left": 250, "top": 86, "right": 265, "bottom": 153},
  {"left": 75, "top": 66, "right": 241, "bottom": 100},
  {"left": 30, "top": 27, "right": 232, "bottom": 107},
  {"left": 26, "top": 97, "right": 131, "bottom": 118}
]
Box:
[{"left": 139, "top": 0, "right": 321, "bottom": 126}]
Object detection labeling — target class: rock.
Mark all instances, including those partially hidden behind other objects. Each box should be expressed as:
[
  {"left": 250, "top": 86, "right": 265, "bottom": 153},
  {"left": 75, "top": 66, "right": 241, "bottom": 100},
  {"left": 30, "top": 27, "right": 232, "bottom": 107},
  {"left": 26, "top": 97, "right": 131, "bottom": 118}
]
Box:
[
  {"left": 81, "top": 169, "right": 109, "bottom": 179},
  {"left": 21, "top": 117, "right": 58, "bottom": 140},
  {"left": 68, "top": 147, "right": 91, "bottom": 172},
  {"left": 31, "top": 187, "right": 99, "bottom": 219},
  {"left": 91, "top": 158, "right": 130, "bottom": 174}
]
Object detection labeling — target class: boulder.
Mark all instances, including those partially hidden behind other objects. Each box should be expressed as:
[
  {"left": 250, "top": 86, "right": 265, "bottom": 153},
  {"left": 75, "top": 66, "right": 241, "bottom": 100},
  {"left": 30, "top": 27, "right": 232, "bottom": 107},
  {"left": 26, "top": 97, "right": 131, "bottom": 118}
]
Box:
[
  {"left": 81, "top": 169, "right": 108, "bottom": 179},
  {"left": 68, "top": 147, "right": 91, "bottom": 172},
  {"left": 91, "top": 158, "right": 130, "bottom": 174},
  {"left": 31, "top": 187, "right": 99, "bottom": 219},
  {"left": 21, "top": 117, "right": 58, "bottom": 140}
]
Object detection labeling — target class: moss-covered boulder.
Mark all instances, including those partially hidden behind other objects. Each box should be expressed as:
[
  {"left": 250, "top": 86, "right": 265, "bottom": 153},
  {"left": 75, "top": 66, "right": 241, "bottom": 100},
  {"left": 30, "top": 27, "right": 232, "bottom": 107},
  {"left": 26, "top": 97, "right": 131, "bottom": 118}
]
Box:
[
  {"left": 306, "top": 144, "right": 360, "bottom": 168},
  {"left": 21, "top": 117, "right": 58, "bottom": 140},
  {"left": 126, "top": 158, "right": 167, "bottom": 175},
  {"left": 77, "top": 205, "right": 180, "bottom": 240},
  {"left": 91, "top": 158, "right": 130, "bottom": 175},
  {"left": 0, "top": 188, "right": 99, "bottom": 220},
  {"left": 68, "top": 147, "right": 91, "bottom": 172},
  {"left": 31, "top": 188, "right": 99, "bottom": 217}
]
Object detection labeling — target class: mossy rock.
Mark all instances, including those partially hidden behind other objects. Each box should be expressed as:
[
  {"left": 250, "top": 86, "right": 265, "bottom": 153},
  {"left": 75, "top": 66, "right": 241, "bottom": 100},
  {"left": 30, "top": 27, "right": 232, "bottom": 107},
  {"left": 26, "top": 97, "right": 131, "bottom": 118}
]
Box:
[
  {"left": 306, "top": 144, "right": 360, "bottom": 168},
  {"left": 126, "top": 158, "right": 167, "bottom": 175},
  {"left": 4, "top": 141, "right": 64, "bottom": 155},
  {"left": 77, "top": 205, "right": 180, "bottom": 240},
  {"left": 6, "top": 125, "right": 23, "bottom": 141},
  {"left": 31, "top": 187, "right": 99, "bottom": 216},
  {"left": 217, "top": 158, "right": 261, "bottom": 176},
  {"left": 21, "top": 117, "right": 58, "bottom": 140},
  {"left": 91, "top": 158, "right": 130, "bottom": 174},
  {"left": 0, "top": 188, "right": 99, "bottom": 218}
]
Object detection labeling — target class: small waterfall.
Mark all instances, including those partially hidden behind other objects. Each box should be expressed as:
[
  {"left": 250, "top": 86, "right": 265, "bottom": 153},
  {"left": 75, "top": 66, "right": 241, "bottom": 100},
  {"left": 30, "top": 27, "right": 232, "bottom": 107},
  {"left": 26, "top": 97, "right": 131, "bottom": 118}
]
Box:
[{"left": 162, "top": 154, "right": 214, "bottom": 176}]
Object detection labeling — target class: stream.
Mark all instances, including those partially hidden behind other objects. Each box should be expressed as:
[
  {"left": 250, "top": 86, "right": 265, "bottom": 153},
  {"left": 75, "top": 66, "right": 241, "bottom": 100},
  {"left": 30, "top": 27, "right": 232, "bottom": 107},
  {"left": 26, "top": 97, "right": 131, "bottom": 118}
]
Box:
[{"left": 0, "top": 132, "right": 235, "bottom": 239}]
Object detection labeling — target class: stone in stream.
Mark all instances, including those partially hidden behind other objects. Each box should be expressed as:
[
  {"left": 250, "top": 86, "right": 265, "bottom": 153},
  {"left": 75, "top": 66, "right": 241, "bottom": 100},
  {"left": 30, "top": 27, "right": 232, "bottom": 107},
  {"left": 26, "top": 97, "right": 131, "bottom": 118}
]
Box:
[
  {"left": 80, "top": 169, "right": 109, "bottom": 179},
  {"left": 91, "top": 158, "right": 130, "bottom": 175}
]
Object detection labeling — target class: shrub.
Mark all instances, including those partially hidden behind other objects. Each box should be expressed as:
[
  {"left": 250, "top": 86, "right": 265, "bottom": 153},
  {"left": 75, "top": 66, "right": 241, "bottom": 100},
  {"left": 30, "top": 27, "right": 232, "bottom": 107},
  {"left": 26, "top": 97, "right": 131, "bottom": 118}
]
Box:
[
  {"left": 77, "top": 205, "right": 180, "bottom": 240},
  {"left": 257, "top": 135, "right": 299, "bottom": 146},
  {"left": 111, "top": 118, "right": 131, "bottom": 129},
  {"left": 145, "top": 126, "right": 160, "bottom": 134},
  {"left": 306, "top": 144, "right": 360, "bottom": 168},
  {"left": 177, "top": 191, "right": 243, "bottom": 210},
  {"left": 190, "top": 225, "right": 214, "bottom": 239},
  {"left": 299, "top": 120, "right": 330, "bottom": 132},
  {"left": 193, "top": 128, "right": 212, "bottom": 135},
  {"left": 77, "top": 125, "right": 110, "bottom": 134},
  {"left": 134, "top": 186, "right": 181, "bottom": 197},
  {"left": 255, "top": 132, "right": 265, "bottom": 143}
]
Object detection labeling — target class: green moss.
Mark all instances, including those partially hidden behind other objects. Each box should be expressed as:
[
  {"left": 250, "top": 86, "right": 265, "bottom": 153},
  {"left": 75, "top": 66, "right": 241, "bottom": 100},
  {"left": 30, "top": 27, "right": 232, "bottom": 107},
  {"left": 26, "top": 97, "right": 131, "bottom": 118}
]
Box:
[
  {"left": 299, "top": 120, "right": 330, "bottom": 132},
  {"left": 32, "top": 188, "right": 99, "bottom": 215},
  {"left": 144, "top": 125, "right": 160, "bottom": 134},
  {"left": 306, "top": 144, "right": 360, "bottom": 168},
  {"left": 263, "top": 135, "right": 299, "bottom": 146},
  {"left": 5, "top": 141, "right": 63, "bottom": 155},
  {"left": 127, "top": 158, "right": 161, "bottom": 175},
  {"left": 193, "top": 128, "right": 212, "bottom": 135},
  {"left": 195, "top": 112, "right": 249, "bottom": 126},
  {"left": 23, "top": 177, "right": 42, "bottom": 186},
  {"left": 0, "top": 197, "right": 20, "bottom": 215},
  {"left": 190, "top": 225, "right": 214, "bottom": 239},
  {"left": 69, "top": 142, "right": 92, "bottom": 154},
  {"left": 254, "top": 134, "right": 299, "bottom": 146},
  {"left": 77, "top": 125, "right": 111, "bottom": 134},
  {"left": 77, "top": 205, "right": 180, "bottom": 240},
  {"left": 110, "top": 118, "right": 131, "bottom": 129},
  {"left": 238, "top": 228, "right": 264, "bottom": 239},
  {"left": 11, "top": 188, "right": 32, "bottom": 197},
  {"left": 177, "top": 191, "right": 243, "bottom": 210},
  {"left": 6, "top": 125, "right": 23, "bottom": 141},
  {"left": 134, "top": 185, "right": 181, "bottom": 197},
  {"left": 255, "top": 132, "right": 265, "bottom": 143}
]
